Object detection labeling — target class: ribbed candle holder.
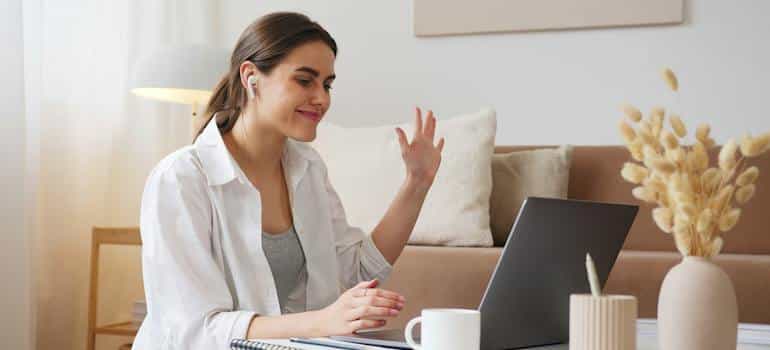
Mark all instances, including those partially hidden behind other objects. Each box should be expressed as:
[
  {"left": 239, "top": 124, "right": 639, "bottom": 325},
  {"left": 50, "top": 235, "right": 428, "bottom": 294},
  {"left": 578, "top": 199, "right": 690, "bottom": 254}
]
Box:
[{"left": 569, "top": 294, "right": 638, "bottom": 350}]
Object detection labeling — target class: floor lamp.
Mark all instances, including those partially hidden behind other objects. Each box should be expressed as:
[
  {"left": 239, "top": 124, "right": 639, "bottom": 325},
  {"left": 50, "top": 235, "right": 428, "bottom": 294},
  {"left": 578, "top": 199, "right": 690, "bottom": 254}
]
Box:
[{"left": 129, "top": 45, "right": 228, "bottom": 138}]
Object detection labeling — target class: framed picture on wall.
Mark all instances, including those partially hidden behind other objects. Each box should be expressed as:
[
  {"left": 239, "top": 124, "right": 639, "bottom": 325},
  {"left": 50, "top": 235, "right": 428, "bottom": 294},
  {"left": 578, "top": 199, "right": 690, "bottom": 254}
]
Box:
[{"left": 413, "top": 0, "right": 684, "bottom": 37}]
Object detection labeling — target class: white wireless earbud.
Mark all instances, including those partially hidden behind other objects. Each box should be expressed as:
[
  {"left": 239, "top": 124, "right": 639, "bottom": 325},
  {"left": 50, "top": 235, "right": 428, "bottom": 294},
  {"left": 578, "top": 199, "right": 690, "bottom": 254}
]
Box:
[{"left": 246, "top": 75, "right": 258, "bottom": 100}]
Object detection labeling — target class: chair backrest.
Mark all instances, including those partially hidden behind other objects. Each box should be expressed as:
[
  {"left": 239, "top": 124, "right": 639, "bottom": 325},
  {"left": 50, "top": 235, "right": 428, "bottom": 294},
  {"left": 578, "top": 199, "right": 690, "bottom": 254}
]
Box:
[{"left": 86, "top": 227, "right": 141, "bottom": 350}]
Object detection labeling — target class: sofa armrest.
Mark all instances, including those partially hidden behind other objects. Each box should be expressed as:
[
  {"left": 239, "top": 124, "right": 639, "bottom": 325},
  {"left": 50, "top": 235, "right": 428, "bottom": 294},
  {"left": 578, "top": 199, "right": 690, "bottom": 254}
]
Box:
[{"left": 380, "top": 245, "right": 502, "bottom": 330}]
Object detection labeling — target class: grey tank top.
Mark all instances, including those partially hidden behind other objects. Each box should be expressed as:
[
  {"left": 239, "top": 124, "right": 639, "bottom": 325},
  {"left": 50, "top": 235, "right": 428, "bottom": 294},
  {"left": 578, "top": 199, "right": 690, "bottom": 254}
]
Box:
[{"left": 261, "top": 226, "right": 308, "bottom": 314}]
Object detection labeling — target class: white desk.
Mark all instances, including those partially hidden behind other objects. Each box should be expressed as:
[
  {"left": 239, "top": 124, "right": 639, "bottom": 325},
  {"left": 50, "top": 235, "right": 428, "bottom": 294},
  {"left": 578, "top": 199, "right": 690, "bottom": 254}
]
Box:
[
  {"left": 249, "top": 319, "right": 770, "bottom": 350},
  {"left": 529, "top": 319, "right": 770, "bottom": 350}
]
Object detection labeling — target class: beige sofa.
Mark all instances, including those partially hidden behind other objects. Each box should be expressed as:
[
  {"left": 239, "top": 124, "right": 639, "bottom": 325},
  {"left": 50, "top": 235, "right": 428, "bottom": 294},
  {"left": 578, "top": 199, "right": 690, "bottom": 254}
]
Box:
[{"left": 382, "top": 145, "right": 770, "bottom": 329}]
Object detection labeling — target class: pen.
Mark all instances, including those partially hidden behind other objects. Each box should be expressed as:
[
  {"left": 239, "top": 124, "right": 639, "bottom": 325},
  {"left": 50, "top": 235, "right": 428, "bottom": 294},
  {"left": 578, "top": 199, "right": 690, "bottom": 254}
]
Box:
[{"left": 289, "top": 337, "right": 373, "bottom": 350}]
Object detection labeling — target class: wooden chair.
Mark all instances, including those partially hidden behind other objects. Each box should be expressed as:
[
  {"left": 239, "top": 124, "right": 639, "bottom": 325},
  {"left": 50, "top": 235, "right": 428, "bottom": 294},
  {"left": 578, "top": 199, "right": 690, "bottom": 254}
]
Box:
[{"left": 87, "top": 227, "right": 142, "bottom": 350}]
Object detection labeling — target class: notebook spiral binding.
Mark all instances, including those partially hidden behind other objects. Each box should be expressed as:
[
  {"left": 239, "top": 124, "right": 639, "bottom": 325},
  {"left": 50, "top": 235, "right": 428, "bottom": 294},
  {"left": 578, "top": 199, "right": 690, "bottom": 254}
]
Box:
[{"left": 230, "top": 338, "right": 303, "bottom": 350}]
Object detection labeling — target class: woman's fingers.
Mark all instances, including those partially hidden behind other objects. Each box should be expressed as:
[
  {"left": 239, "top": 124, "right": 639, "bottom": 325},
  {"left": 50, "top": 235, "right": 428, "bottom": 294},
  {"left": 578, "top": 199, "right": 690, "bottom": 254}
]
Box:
[
  {"left": 349, "top": 305, "right": 400, "bottom": 321},
  {"left": 352, "top": 295, "right": 405, "bottom": 310},
  {"left": 436, "top": 137, "right": 445, "bottom": 153},
  {"left": 414, "top": 107, "right": 423, "bottom": 138},
  {"left": 395, "top": 127, "right": 409, "bottom": 151},
  {"left": 357, "top": 288, "right": 405, "bottom": 303},
  {"left": 425, "top": 110, "right": 436, "bottom": 141},
  {"left": 349, "top": 319, "right": 387, "bottom": 332}
]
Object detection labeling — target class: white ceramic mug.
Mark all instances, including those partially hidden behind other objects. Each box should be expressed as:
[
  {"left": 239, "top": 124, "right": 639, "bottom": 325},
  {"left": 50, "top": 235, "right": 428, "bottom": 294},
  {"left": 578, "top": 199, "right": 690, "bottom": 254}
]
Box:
[{"left": 404, "top": 308, "right": 480, "bottom": 350}]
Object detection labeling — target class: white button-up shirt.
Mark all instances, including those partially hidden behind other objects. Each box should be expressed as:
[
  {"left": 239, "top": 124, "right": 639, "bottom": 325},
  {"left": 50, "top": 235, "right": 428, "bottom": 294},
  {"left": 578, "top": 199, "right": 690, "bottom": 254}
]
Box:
[{"left": 133, "top": 119, "right": 393, "bottom": 349}]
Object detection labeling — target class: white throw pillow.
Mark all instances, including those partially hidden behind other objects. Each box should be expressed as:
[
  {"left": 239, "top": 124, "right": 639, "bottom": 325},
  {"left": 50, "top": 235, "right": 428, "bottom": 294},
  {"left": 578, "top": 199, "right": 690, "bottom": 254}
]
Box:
[{"left": 312, "top": 108, "right": 497, "bottom": 246}]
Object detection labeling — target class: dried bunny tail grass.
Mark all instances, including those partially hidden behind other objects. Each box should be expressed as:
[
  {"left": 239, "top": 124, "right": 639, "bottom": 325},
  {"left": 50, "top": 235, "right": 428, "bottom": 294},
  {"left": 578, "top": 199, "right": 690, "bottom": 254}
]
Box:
[
  {"left": 709, "top": 236, "right": 724, "bottom": 257},
  {"left": 662, "top": 68, "right": 679, "bottom": 92},
  {"left": 666, "top": 148, "right": 686, "bottom": 167},
  {"left": 701, "top": 168, "right": 723, "bottom": 194},
  {"left": 650, "top": 107, "right": 666, "bottom": 120},
  {"left": 642, "top": 145, "right": 661, "bottom": 168},
  {"left": 636, "top": 119, "right": 650, "bottom": 135},
  {"left": 740, "top": 133, "right": 770, "bottom": 157},
  {"left": 661, "top": 130, "right": 679, "bottom": 150},
  {"left": 673, "top": 212, "right": 691, "bottom": 232},
  {"left": 652, "top": 158, "right": 677, "bottom": 175},
  {"left": 735, "top": 184, "right": 756, "bottom": 205},
  {"left": 676, "top": 203, "right": 697, "bottom": 221},
  {"left": 658, "top": 189, "right": 672, "bottom": 208},
  {"left": 621, "top": 162, "right": 649, "bottom": 184},
  {"left": 719, "top": 139, "right": 738, "bottom": 171},
  {"left": 637, "top": 126, "right": 657, "bottom": 147},
  {"left": 673, "top": 230, "right": 692, "bottom": 256},
  {"left": 632, "top": 186, "right": 657, "bottom": 203},
  {"left": 711, "top": 185, "right": 735, "bottom": 213},
  {"left": 696, "top": 124, "right": 711, "bottom": 144},
  {"left": 673, "top": 191, "right": 695, "bottom": 208},
  {"left": 643, "top": 144, "right": 661, "bottom": 158},
  {"left": 619, "top": 120, "right": 637, "bottom": 143},
  {"left": 703, "top": 137, "right": 717, "bottom": 149},
  {"left": 696, "top": 208, "right": 714, "bottom": 235},
  {"left": 719, "top": 208, "right": 741, "bottom": 232},
  {"left": 736, "top": 166, "right": 759, "bottom": 186},
  {"left": 669, "top": 115, "right": 687, "bottom": 138},
  {"left": 757, "top": 132, "right": 770, "bottom": 153},
  {"left": 627, "top": 140, "right": 645, "bottom": 162},
  {"left": 653, "top": 207, "right": 674, "bottom": 233},
  {"left": 692, "top": 142, "right": 710, "bottom": 172},
  {"left": 644, "top": 176, "right": 667, "bottom": 194},
  {"left": 668, "top": 172, "right": 692, "bottom": 194},
  {"left": 623, "top": 104, "right": 643, "bottom": 122},
  {"left": 650, "top": 107, "right": 665, "bottom": 136}
]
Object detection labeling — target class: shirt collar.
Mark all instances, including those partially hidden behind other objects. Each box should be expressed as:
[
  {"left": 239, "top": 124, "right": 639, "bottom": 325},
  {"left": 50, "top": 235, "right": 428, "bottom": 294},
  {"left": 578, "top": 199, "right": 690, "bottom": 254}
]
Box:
[{"left": 194, "top": 116, "right": 318, "bottom": 188}]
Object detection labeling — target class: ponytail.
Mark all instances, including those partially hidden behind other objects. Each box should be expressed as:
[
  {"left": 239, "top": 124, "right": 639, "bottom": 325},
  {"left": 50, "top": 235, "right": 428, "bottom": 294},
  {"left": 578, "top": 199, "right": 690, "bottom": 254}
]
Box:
[{"left": 193, "top": 71, "right": 243, "bottom": 142}]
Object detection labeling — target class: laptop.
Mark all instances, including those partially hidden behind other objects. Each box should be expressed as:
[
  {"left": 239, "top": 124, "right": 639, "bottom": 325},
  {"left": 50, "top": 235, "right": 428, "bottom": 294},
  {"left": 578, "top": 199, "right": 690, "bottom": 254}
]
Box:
[{"left": 331, "top": 197, "right": 638, "bottom": 350}]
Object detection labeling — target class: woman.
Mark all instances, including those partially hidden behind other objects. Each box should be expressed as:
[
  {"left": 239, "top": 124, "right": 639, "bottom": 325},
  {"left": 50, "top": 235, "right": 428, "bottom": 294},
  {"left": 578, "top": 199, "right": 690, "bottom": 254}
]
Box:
[{"left": 133, "top": 12, "right": 445, "bottom": 349}]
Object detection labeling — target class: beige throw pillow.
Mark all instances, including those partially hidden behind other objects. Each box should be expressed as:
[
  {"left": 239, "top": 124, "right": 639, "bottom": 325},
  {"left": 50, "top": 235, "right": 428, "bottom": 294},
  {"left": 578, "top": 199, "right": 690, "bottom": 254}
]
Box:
[
  {"left": 489, "top": 146, "right": 573, "bottom": 246},
  {"left": 312, "top": 108, "right": 497, "bottom": 246}
]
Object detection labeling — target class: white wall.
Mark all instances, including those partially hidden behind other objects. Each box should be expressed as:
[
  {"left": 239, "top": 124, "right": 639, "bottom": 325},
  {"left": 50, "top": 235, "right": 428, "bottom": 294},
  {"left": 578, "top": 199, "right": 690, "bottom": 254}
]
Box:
[
  {"left": 0, "top": 0, "right": 33, "bottom": 348},
  {"left": 219, "top": 1, "right": 770, "bottom": 145}
]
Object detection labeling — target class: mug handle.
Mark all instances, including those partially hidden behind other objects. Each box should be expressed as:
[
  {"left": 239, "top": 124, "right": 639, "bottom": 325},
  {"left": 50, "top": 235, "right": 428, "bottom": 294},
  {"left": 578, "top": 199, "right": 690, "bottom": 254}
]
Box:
[{"left": 404, "top": 316, "right": 422, "bottom": 350}]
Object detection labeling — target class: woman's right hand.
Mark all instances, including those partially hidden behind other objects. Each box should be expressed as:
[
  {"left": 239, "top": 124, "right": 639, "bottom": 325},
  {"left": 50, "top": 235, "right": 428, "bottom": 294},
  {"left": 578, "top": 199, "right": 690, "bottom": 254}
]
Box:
[{"left": 314, "top": 279, "right": 406, "bottom": 335}]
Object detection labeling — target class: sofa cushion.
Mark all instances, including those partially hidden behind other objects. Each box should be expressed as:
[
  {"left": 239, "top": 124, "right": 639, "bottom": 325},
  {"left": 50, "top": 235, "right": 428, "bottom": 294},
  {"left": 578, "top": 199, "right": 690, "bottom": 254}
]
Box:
[
  {"left": 312, "top": 108, "right": 497, "bottom": 246},
  {"left": 489, "top": 145, "right": 573, "bottom": 246}
]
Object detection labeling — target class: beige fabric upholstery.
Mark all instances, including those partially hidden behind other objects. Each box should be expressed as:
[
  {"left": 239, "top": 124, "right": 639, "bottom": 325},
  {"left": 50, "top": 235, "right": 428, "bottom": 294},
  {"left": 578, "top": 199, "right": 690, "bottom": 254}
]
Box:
[
  {"left": 495, "top": 146, "right": 770, "bottom": 254},
  {"left": 381, "top": 246, "right": 500, "bottom": 330},
  {"left": 383, "top": 146, "right": 770, "bottom": 326},
  {"left": 489, "top": 146, "right": 573, "bottom": 246}
]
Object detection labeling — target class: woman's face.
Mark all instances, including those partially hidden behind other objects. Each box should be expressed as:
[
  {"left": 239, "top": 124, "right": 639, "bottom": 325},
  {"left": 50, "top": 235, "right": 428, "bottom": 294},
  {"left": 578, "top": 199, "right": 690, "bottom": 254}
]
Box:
[{"left": 245, "top": 40, "right": 335, "bottom": 142}]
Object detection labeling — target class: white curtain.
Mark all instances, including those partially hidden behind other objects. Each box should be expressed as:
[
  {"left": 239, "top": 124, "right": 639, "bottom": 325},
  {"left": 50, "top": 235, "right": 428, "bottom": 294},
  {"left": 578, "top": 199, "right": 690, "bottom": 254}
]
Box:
[{"left": 26, "top": 1, "right": 220, "bottom": 349}]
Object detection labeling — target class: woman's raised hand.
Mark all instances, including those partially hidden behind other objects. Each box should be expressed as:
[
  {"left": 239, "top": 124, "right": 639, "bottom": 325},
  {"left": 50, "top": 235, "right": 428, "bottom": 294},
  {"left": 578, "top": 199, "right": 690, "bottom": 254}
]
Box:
[{"left": 395, "top": 107, "right": 445, "bottom": 188}]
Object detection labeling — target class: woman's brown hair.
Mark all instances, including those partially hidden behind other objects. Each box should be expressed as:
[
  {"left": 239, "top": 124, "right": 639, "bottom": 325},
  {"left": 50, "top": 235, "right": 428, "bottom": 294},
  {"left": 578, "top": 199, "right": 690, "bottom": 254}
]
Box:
[{"left": 194, "top": 12, "right": 337, "bottom": 141}]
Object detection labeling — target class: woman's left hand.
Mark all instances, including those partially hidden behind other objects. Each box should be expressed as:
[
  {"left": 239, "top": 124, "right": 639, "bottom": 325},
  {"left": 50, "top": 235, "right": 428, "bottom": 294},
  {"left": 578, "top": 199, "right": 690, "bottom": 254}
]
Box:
[{"left": 395, "top": 107, "right": 445, "bottom": 188}]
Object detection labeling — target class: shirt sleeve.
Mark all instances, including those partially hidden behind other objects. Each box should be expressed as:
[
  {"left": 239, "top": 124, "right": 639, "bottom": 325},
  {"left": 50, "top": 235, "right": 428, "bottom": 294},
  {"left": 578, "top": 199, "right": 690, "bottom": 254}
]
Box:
[
  {"left": 139, "top": 160, "right": 255, "bottom": 348},
  {"left": 320, "top": 161, "right": 393, "bottom": 290}
]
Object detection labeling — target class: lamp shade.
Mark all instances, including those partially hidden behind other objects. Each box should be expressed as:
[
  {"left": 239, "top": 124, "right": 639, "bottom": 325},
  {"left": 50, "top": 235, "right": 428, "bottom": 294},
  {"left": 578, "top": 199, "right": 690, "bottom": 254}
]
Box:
[{"left": 130, "top": 45, "right": 229, "bottom": 105}]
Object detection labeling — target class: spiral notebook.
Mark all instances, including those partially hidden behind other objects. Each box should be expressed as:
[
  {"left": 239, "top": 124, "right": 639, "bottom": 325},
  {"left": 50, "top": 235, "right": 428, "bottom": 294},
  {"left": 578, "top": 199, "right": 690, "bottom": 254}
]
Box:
[
  {"left": 231, "top": 337, "right": 375, "bottom": 349},
  {"left": 231, "top": 339, "right": 303, "bottom": 350}
]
